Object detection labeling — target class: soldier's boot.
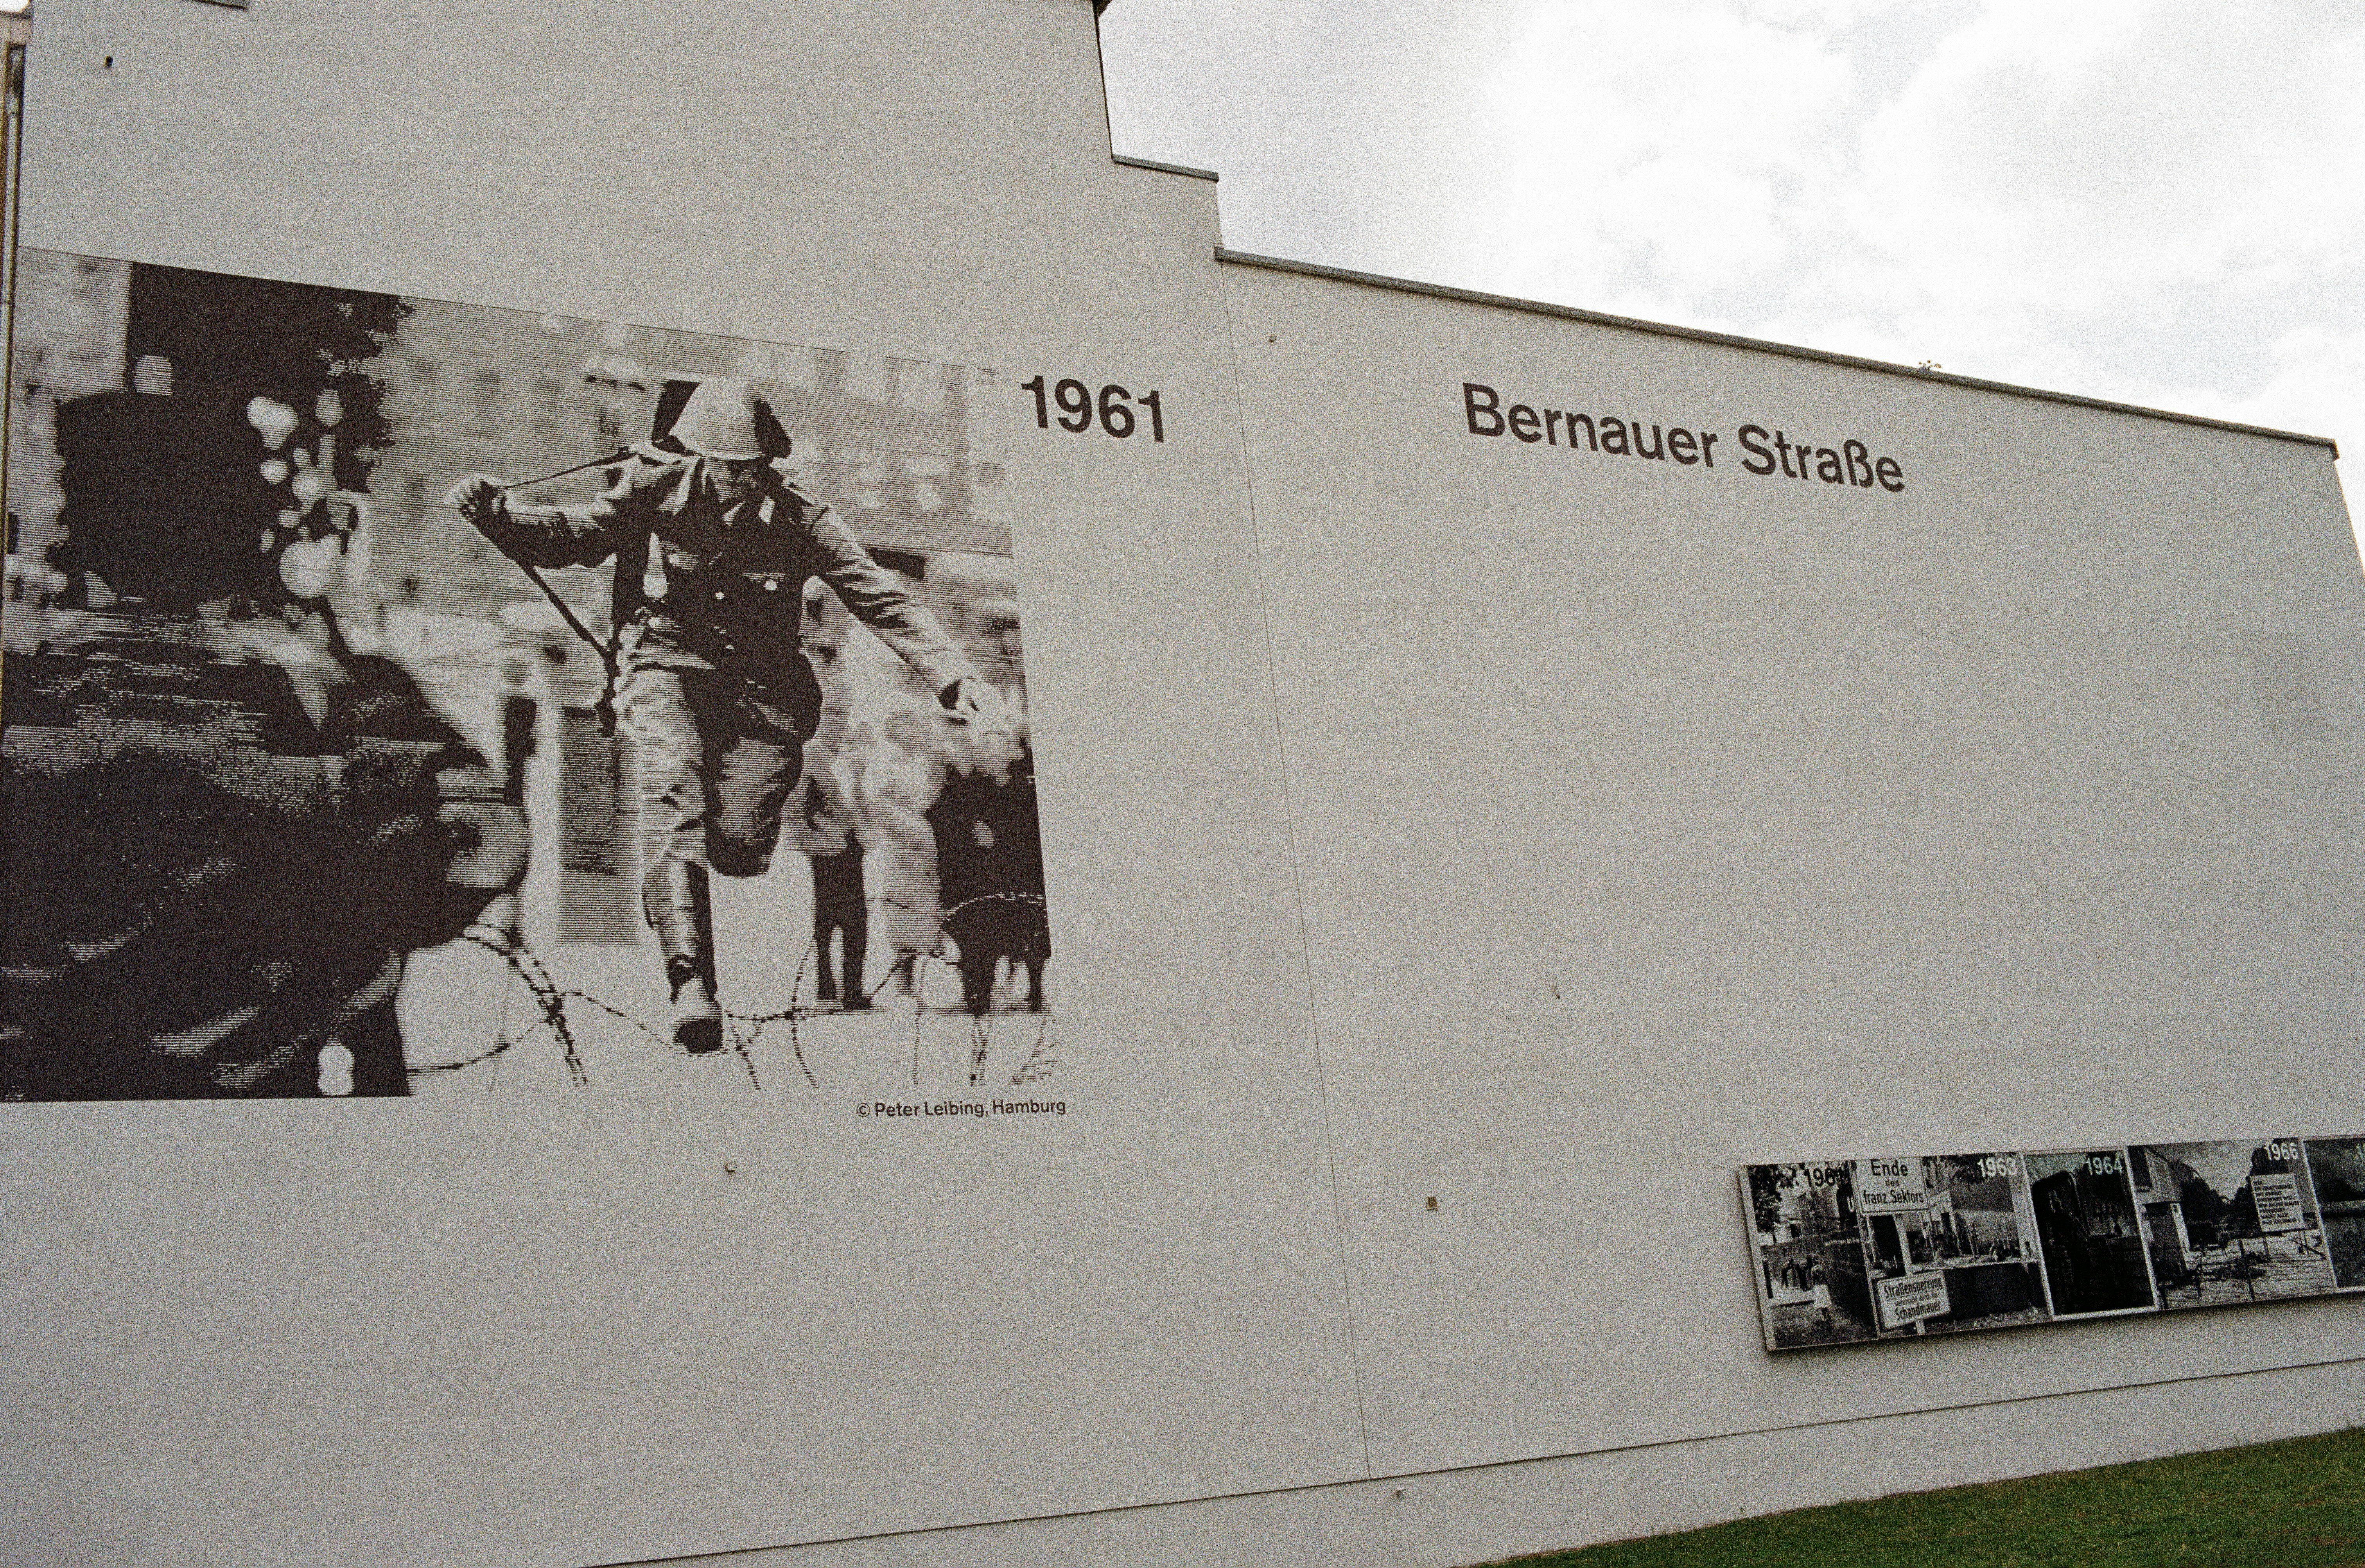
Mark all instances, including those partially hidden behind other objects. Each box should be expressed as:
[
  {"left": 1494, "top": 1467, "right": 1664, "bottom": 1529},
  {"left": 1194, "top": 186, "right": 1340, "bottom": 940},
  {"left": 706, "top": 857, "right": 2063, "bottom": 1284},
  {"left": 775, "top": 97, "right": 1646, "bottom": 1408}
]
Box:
[{"left": 645, "top": 859, "right": 724, "bottom": 1054}]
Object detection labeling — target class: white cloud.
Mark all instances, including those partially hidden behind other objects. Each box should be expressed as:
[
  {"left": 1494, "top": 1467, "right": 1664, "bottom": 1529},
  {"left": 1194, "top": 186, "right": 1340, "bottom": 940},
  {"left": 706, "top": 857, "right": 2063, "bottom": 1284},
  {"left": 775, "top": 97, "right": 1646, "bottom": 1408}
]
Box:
[
  {"left": 1096, "top": 0, "right": 1514, "bottom": 265},
  {"left": 1437, "top": 0, "right": 1866, "bottom": 310},
  {"left": 1100, "top": 0, "right": 2365, "bottom": 479},
  {"left": 2239, "top": 323, "right": 2365, "bottom": 454}
]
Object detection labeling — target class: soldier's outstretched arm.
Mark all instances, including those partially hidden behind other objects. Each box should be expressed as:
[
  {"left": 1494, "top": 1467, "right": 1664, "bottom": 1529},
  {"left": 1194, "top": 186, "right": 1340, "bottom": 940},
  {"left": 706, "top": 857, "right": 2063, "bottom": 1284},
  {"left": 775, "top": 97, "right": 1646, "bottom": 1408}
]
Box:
[
  {"left": 445, "top": 472, "right": 629, "bottom": 569},
  {"left": 807, "top": 503, "right": 980, "bottom": 699}
]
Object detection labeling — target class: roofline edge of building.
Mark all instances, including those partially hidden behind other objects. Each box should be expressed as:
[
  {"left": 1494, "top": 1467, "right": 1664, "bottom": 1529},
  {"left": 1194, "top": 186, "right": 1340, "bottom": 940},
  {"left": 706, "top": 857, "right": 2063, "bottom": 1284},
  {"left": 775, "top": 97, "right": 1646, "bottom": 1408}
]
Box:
[
  {"left": 1213, "top": 247, "right": 2342, "bottom": 460},
  {"left": 1113, "top": 152, "right": 1218, "bottom": 183}
]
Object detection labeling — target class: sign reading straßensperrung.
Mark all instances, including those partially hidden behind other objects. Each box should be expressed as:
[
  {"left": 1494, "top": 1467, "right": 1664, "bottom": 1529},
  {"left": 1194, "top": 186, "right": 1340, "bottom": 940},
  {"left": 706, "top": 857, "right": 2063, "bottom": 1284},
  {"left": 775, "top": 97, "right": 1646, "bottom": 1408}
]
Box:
[{"left": 1875, "top": 1272, "right": 1950, "bottom": 1331}]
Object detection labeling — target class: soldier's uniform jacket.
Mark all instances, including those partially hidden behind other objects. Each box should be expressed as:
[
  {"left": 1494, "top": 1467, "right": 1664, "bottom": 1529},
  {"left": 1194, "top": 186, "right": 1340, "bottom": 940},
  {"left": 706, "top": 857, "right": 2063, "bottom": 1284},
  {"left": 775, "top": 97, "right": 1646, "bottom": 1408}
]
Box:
[{"left": 480, "top": 451, "right": 973, "bottom": 735}]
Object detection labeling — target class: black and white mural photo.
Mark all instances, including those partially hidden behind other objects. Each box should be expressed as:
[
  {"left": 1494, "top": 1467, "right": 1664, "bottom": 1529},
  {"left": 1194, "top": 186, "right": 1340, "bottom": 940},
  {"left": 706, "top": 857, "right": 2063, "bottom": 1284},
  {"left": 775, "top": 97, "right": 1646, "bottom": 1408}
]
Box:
[
  {"left": 2132, "top": 1140, "right": 2337, "bottom": 1309},
  {"left": 1746, "top": 1152, "right": 2055, "bottom": 1348},
  {"left": 1744, "top": 1138, "right": 2365, "bottom": 1350},
  {"left": 1742, "top": 1161, "right": 1876, "bottom": 1348},
  {"left": 1854, "top": 1156, "right": 1952, "bottom": 1337},
  {"left": 1910, "top": 1152, "right": 2050, "bottom": 1334},
  {"left": 2, "top": 252, "right": 1052, "bottom": 1101},
  {"left": 2302, "top": 1137, "right": 2365, "bottom": 1291},
  {"left": 2019, "top": 1149, "right": 2158, "bottom": 1319}
]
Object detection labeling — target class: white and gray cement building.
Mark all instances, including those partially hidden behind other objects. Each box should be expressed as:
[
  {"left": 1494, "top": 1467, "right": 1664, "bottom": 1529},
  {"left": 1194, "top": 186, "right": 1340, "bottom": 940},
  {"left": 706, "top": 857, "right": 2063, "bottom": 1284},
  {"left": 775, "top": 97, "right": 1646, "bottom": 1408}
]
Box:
[{"left": 3, "top": 3, "right": 2361, "bottom": 1565}]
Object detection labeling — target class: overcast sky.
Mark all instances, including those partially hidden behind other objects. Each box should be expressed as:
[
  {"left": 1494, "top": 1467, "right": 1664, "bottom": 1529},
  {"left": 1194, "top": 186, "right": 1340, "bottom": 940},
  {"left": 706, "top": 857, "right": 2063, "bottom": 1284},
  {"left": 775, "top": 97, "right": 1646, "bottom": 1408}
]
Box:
[{"left": 1097, "top": 0, "right": 2364, "bottom": 504}]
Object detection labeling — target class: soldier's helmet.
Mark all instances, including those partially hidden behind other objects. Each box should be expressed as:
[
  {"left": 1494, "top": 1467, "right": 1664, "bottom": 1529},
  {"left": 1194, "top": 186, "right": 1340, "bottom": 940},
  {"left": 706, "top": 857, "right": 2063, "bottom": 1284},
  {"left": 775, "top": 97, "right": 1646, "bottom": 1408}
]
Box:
[{"left": 669, "top": 375, "right": 794, "bottom": 462}]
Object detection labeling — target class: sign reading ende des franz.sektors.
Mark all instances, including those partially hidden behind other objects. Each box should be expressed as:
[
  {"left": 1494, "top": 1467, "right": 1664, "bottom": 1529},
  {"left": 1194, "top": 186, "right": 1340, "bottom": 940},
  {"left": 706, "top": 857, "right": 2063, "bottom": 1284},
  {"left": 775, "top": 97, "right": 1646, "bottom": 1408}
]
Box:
[
  {"left": 1853, "top": 1157, "right": 1925, "bottom": 1214},
  {"left": 1459, "top": 381, "right": 1909, "bottom": 494}
]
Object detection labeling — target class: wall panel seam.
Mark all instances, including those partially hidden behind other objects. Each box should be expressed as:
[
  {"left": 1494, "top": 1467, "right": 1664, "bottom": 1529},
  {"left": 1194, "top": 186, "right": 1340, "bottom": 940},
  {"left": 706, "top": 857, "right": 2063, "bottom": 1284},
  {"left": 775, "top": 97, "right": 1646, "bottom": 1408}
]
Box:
[{"left": 1211, "top": 260, "right": 1375, "bottom": 1481}]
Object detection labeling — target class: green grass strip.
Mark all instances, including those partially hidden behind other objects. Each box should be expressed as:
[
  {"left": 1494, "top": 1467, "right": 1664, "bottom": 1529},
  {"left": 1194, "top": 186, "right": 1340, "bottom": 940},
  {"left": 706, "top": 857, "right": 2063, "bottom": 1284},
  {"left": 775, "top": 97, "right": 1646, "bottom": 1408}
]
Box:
[{"left": 1475, "top": 1426, "right": 2365, "bottom": 1568}]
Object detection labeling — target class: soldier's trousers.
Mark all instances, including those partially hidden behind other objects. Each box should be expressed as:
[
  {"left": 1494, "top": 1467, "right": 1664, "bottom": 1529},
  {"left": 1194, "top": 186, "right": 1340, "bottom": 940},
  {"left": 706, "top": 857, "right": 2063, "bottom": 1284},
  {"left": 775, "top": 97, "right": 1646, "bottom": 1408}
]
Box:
[{"left": 618, "top": 665, "right": 807, "bottom": 881}]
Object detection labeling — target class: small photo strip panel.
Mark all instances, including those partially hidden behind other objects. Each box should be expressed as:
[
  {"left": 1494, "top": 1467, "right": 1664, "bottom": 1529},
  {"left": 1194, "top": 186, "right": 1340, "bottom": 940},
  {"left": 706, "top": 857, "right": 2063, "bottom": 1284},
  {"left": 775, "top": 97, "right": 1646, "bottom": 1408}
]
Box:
[
  {"left": 1744, "top": 1138, "right": 2365, "bottom": 1350},
  {"left": 2133, "top": 1139, "right": 2338, "bottom": 1310},
  {"left": 1911, "top": 1150, "right": 2051, "bottom": 1335},
  {"left": 2304, "top": 1136, "right": 2365, "bottom": 1291},
  {"left": 1855, "top": 1156, "right": 1951, "bottom": 1339},
  {"left": 1741, "top": 1161, "right": 1878, "bottom": 1350},
  {"left": 2022, "top": 1147, "right": 2160, "bottom": 1320}
]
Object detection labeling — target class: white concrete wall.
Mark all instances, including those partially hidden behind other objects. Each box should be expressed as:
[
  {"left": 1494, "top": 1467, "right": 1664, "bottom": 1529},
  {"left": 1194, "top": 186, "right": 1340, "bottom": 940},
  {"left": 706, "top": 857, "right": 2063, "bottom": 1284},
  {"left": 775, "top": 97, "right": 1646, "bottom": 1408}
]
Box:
[
  {"left": 702, "top": 1356, "right": 2365, "bottom": 1568},
  {"left": 1220, "top": 252, "right": 2365, "bottom": 1479},
  {"left": 5, "top": 3, "right": 2363, "bottom": 1566},
  {"left": 4, "top": 5, "right": 1364, "bottom": 1567}
]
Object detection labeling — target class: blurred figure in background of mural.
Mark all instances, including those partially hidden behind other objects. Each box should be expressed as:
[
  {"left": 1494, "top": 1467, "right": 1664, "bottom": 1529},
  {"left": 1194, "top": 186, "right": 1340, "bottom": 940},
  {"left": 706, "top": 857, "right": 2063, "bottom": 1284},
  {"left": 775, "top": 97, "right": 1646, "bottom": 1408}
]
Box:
[
  {"left": 448, "top": 377, "right": 1005, "bottom": 1054},
  {"left": 870, "top": 706, "right": 947, "bottom": 999},
  {"left": 2, "top": 367, "right": 527, "bottom": 1099},
  {"left": 788, "top": 760, "right": 870, "bottom": 1010},
  {"left": 789, "top": 585, "right": 872, "bottom": 1009},
  {"left": 929, "top": 730, "right": 1047, "bottom": 1016},
  {"left": 472, "top": 652, "right": 543, "bottom": 945}
]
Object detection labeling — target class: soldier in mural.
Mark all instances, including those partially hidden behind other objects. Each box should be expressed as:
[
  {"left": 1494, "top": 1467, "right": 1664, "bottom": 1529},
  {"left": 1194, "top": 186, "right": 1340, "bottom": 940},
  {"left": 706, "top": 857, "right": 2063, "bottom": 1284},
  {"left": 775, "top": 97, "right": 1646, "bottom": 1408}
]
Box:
[{"left": 447, "top": 376, "right": 1005, "bottom": 1054}]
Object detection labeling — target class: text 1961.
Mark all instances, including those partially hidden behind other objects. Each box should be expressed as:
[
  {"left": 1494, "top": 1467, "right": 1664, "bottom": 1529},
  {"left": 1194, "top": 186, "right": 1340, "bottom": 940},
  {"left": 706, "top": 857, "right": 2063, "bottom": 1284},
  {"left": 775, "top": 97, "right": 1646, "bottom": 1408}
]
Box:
[{"left": 1022, "top": 376, "right": 1165, "bottom": 442}]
